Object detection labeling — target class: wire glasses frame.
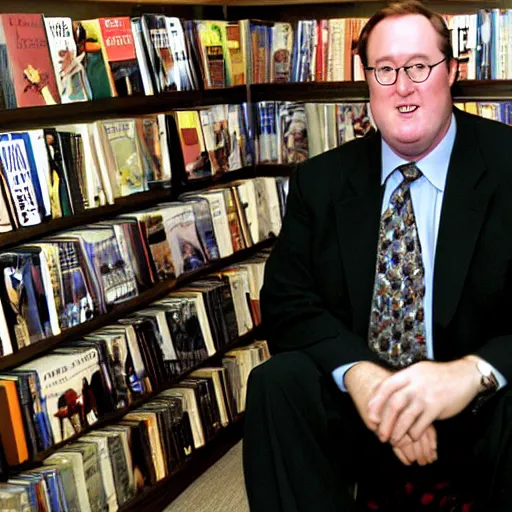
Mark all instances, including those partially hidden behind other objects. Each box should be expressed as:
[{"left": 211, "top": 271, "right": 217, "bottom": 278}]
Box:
[{"left": 365, "top": 58, "right": 447, "bottom": 86}]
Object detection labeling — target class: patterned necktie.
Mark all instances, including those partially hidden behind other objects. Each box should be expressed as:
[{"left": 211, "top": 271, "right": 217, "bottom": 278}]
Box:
[{"left": 368, "top": 163, "right": 427, "bottom": 368}]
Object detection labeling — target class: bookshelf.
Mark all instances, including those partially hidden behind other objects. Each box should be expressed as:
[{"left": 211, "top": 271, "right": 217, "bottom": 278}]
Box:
[
  {"left": 0, "top": 0, "right": 510, "bottom": 510},
  {"left": 10, "top": 328, "right": 257, "bottom": 470},
  {"left": 0, "top": 238, "right": 274, "bottom": 372}
]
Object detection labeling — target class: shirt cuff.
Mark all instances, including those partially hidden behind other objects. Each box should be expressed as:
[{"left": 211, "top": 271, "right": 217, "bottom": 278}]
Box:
[
  {"left": 332, "top": 362, "right": 360, "bottom": 392},
  {"left": 492, "top": 364, "right": 507, "bottom": 390}
]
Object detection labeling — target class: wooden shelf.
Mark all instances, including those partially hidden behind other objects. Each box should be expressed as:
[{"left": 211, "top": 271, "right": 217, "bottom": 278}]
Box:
[
  {"left": 0, "top": 188, "right": 171, "bottom": 252},
  {"left": 250, "top": 80, "right": 512, "bottom": 103},
  {"left": 0, "top": 238, "right": 274, "bottom": 372},
  {"left": 179, "top": 166, "right": 257, "bottom": 193},
  {"left": 0, "top": 80, "right": 509, "bottom": 134},
  {"left": 250, "top": 81, "right": 370, "bottom": 103},
  {"left": 255, "top": 164, "right": 294, "bottom": 177},
  {"left": 0, "top": 86, "right": 247, "bottom": 132},
  {"left": 451, "top": 80, "right": 512, "bottom": 101},
  {"left": 11, "top": 328, "right": 254, "bottom": 470},
  {"left": 120, "top": 417, "right": 245, "bottom": 512}
]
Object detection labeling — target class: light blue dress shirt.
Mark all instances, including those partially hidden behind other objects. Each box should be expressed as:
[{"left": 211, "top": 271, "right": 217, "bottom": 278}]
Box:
[{"left": 332, "top": 114, "right": 507, "bottom": 392}]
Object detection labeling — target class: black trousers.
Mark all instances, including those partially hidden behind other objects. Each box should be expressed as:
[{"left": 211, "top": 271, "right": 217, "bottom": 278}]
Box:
[{"left": 243, "top": 351, "right": 512, "bottom": 512}]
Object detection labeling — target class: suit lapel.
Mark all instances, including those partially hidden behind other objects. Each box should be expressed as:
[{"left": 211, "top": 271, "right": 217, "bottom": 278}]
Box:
[
  {"left": 334, "top": 133, "right": 383, "bottom": 336},
  {"left": 434, "top": 109, "right": 490, "bottom": 330}
]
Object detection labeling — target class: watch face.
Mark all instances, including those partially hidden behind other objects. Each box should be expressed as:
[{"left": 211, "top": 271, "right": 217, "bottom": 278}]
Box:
[{"left": 477, "top": 360, "right": 493, "bottom": 377}]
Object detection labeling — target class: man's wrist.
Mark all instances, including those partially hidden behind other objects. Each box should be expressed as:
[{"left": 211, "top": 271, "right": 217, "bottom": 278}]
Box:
[{"left": 461, "top": 355, "right": 486, "bottom": 395}]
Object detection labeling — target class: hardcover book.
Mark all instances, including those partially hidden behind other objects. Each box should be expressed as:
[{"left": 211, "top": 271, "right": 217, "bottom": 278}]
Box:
[
  {"left": 98, "top": 17, "right": 144, "bottom": 97},
  {"left": 44, "top": 17, "right": 91, "bottom": 103},
  {"left": 0, "top": 13, "right": 60, "bottom": 108}
]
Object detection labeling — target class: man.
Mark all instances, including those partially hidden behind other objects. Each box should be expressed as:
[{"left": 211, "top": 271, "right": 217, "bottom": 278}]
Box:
[{"left": 243, "top": 2, "right": 512, "bottom": 511}]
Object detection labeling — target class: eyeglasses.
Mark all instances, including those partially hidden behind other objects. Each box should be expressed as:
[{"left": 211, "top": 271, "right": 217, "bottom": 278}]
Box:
[{"left": 365, "top": 58, "right": 447, "bottom": 86}]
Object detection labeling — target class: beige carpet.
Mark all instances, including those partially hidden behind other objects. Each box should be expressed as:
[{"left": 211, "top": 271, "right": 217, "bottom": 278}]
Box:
[{"left": 164, "top": 441, "right": 249, "bottom": 512}]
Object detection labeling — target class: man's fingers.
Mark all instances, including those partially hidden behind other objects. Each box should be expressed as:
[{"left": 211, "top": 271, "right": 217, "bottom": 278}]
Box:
[
  {"left": 376, "top": 390, "right": 411, "bottom": 442},
  {"left": 393, "top": 447, "right": 411, "bottom": 466},
  {"left": 390, "top": 402, "right": 423, "bottom": 445},
  {"left": 426, "top": 425, "right": 437, "bottom": 453},
  {"left": 420, "top": 432, "right": 436, "bottom": 464},
  {"left": 368, "top": 373, "right": 410, "bottom": 423},
  {"left": 409, "top": 412, "right": 437, "bottom": 442}
]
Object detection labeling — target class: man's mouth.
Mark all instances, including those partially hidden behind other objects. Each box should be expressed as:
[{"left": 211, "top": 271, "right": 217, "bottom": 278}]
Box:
[{"left": 398, "top": 105, "right": 418, "bottom": 113}]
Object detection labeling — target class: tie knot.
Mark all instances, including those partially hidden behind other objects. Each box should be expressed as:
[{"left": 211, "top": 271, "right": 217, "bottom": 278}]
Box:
[{"left": 398, "top": 163, "right": 422, "bottom": 182}]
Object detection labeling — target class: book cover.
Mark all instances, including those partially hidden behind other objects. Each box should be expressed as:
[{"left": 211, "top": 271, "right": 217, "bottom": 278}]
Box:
[
  {"left": 175, "top": 110, "right": 211, "bottom": 180},
  {"left": 0, "top": 134, "right": 42, "bottom": 227},
  {"left": 57, "top": 442, "right": 108, "bottom": 512},
  {"left": 41, "top": 453, "right": 84, "bottom": 512},
  {"left": 226, "top": 21, "right": 245, "bottom": 85},
  {"left": 80, "top": 435, "right": 118, "bottom": 511},
  {"left": 141, "top": 14, "right": 178, "bottom": 93},
  {"left": 0, "top": 13, "right": 60, "bottom": 108},
  {"left": 136, "top": 117, "right": 168, "bottom": 189},
  {"left": 74, "top": 20, "right": 113, "bottom": 99},
  {"left": 98, "top": 17, "right": 144, "bottom": 96},
  {"left": 279, "top": 102, "right": 309, "bottom": 164},
  {"left": 160, "top": 203, "right": 206, "bottom": 277},
  {"left": 102, "top": 119, "right": 145, "bottom": 196},
  {"left": 18, "top": 347, "right": 103, "bottom": 444},
  {"left": 180, "top": 196, "right": 220, "bottom": 261},
  {"left": 44, "top": 17, "right": 91, "bottom": 103},
  {"left": 0, "top": 380, "right": 29, "bottom": 466},
  {"left": 271, "top": 23, "right": 293, "bottom": 83},
  {"left": 196, "top": 21, "right": 227, "bottom": 88}
]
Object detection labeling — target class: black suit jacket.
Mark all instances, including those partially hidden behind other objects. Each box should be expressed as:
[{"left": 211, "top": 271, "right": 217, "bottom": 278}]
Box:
[{"left": 260, "top": 107, "right": 512, "bottom": 382}]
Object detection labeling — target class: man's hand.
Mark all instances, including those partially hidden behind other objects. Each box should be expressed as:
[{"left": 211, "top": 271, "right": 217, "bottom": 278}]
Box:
[
  {"left": 345, "top": 362, "right": 438, "bottom": 465},
  {"left": 344, "top": 361, "right": 394, "bottom": 431},
  {"left": 367, "top": 358, "right": 481, "bottom": 446},
  {"left": 392, "top": 426, "right": 438, "bottom": 466}
]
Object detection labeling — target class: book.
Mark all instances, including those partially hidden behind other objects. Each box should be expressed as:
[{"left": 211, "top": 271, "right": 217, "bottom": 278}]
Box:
[
  {"left": 42, "top": 452, "right": 85, "bottom": 512},
  {"left": 0, "top": 133, "right": 43, "bottom": 227},
  {"left": 98, "top": 17, "right": 144, "bottom": 97},
  {"left": 0, "top": 13, "right": 60, "bottom": 108},
  {"left": 17, "top": 347, "right": 104, "bottom": 444},
  {"left": 74, "top": 20, "right": 113, "bottom": 99},
  {"left": 44, "top": 17, "right": 92, "bottom": 103},
  {"left": 0, "top": 380, "right": 29, "bottom": 466},
  {"left": 0, "top": 484, "right": 30, "bottom": 511}
]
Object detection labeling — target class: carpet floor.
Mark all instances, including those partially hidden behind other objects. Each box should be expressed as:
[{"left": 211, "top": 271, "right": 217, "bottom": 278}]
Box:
[{"left": 163, "top": 441, "right": 249, "bottom": 512}]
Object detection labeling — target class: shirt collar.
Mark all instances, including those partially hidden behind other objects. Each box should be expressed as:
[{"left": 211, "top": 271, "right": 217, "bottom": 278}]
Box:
[{"left": 381, "top": 113, "right": 456, "bottom": 192}]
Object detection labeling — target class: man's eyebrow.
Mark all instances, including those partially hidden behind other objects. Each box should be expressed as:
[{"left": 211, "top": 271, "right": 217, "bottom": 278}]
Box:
[{"left": 374, "top": 53, "right": 431, "bottom": 65}]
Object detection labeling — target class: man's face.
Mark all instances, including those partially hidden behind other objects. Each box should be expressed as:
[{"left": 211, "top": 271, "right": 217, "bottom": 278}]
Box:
[{"left": 366, "top": 14, "right": 457, "bottom": 160}]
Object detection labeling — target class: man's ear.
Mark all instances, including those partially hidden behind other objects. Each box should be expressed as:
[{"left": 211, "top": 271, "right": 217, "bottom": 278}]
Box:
[{"left": 448, "top": 57, "right": 458, "bottom": 86}]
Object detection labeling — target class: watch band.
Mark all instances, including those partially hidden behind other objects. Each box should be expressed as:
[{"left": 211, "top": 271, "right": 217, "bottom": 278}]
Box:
[{"left": 470, "top": 358, "right": 499, "bottom": 414}]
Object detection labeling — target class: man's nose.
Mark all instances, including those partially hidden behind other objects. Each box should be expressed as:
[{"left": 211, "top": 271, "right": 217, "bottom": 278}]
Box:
[{"left": 395, "top": 68, "right": 415, "bottom": 96}]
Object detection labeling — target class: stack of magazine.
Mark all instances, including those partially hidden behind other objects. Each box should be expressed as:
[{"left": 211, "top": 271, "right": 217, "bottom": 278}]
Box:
[
  {"left": 0, "top": 176, "right": 288, "bottom": 359},
  {"left": 0, "top": 253, "right": 269, "bottom": 469}
]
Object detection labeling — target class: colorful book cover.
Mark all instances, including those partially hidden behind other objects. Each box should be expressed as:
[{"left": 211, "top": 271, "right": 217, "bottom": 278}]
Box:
[
  {"left": 136, "top": 117, "right": 167, "bottom": 188},
  {"left": 0, "top": 13, "right": 60, "bottom": 108},
  {"left": 225, "top": 22, "right": 245, "bottom": 85},
  {"left": 141, "top": 14, "right": 178, "bottom": 93},
  {"left": 18, "top": 347, "right": 103, "bottom": 445},
  {"left": 44, "top": 17, "right": 91, "bottom": 103},
  {"left": 0, "top": 134, "right": 42, "bottom": 227},
  {"left": 74, "top": 19, "right": 113, "bottom": 99},
  {"left": 98, "top": 17, "right": 144, "bottom": 96},
  {"left": 102, "top": 119, "right": 144, "bottom": 196},
  {"left": 279, "top": 102, "right": 309, "bottom": 164},
  {"left": 271, "top": 22, "right": 293, "bottom": 83},
  {"left": 196, "top": 21, "right": 227, "bottom": 88},
  {"left": 176, "top": 110, "right": 211, "bottom": 180},
  {"left": 227, "top": 104, "right": 243, "bottom": 171},
  {"left": 336, "top": 103, "right": 376, "bottom": 145},
  {"left": 161, "top": 204, "right": 206, "bottom": 277}
]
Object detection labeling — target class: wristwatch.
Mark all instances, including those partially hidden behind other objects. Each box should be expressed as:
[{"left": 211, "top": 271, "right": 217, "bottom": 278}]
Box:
[{"left": 468, "top": 357, "right": 499, "bottom": 414}]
